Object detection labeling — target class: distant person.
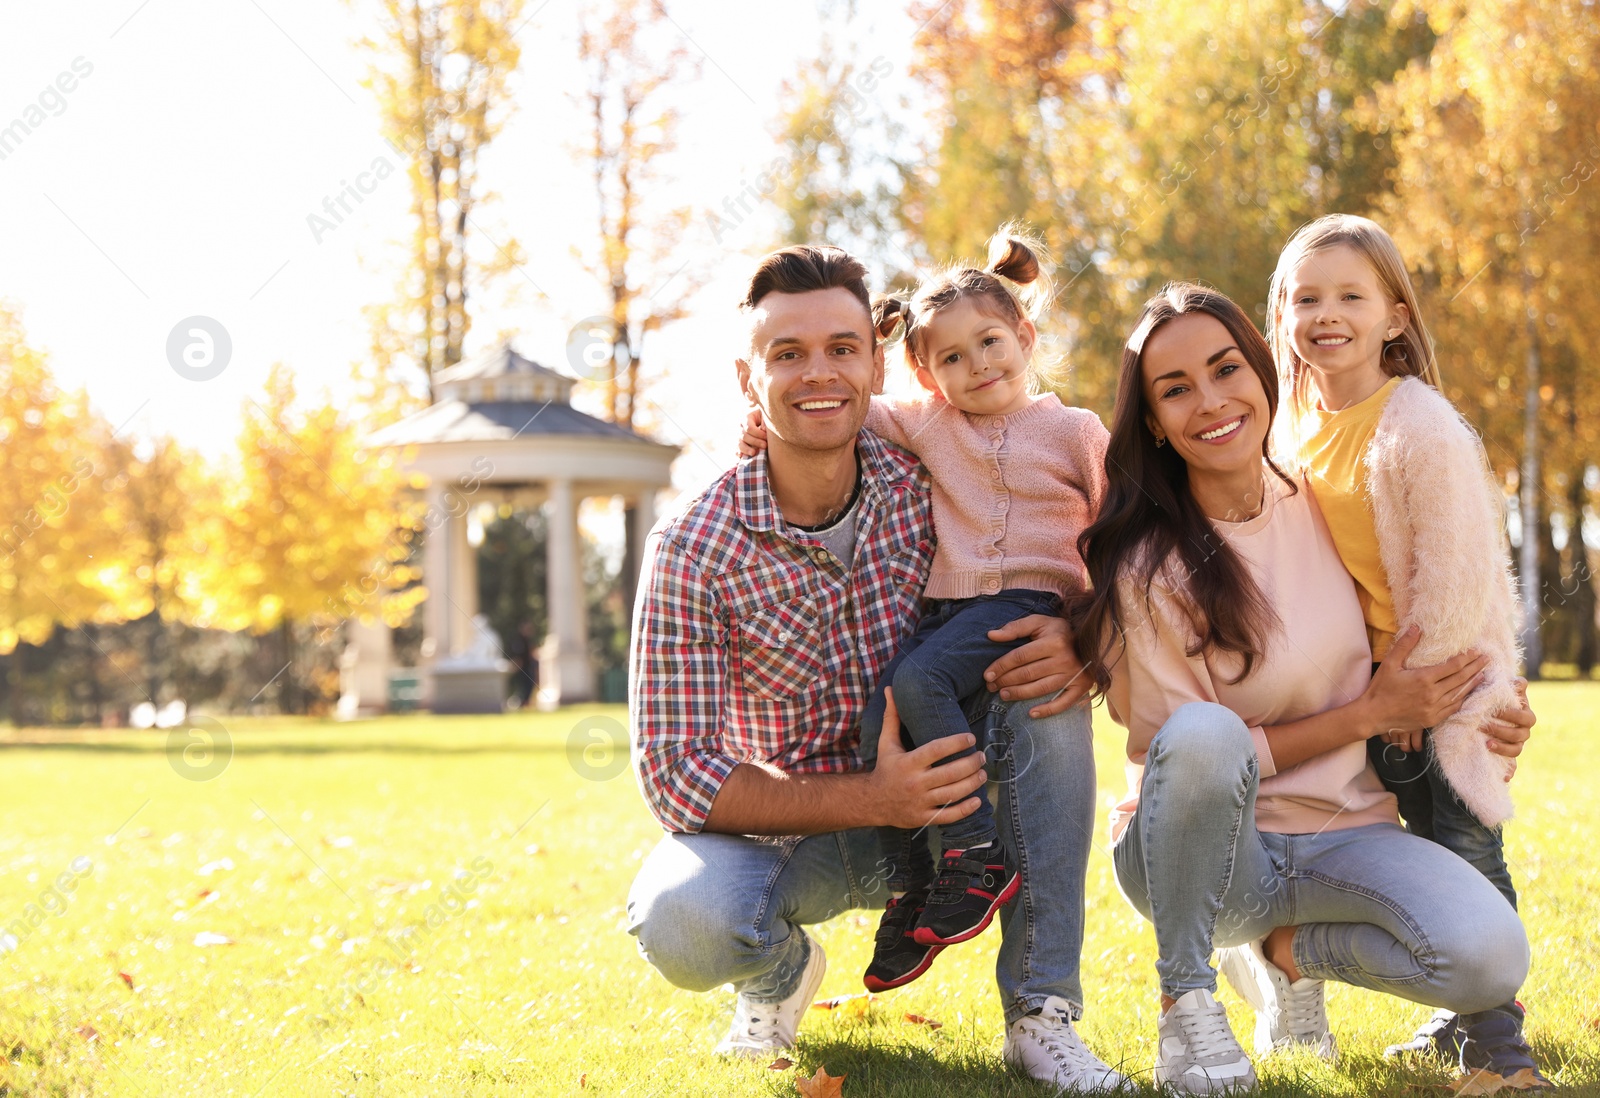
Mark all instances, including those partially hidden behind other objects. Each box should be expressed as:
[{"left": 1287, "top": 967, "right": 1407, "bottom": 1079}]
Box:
[
  {"left": 1075, "top": 282, "right": 1536, "bottom": 1093},
  {"left": 626, "top": 245, "right": 1124, "bottom": 1092},
  {"left": 738, "top": 226, "right": 1108, "bottom": 990},
  {"left": 1263, "top": 214, "right": 1547, "bottom": 1084},
  {"left": 509, "top": 621, "right": 536, "bottom": 708}
]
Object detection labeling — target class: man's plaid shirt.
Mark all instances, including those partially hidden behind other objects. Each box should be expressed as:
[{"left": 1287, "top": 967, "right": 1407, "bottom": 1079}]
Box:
[{"left": 629, "top": 431, "right": 936, "bottom": 833}]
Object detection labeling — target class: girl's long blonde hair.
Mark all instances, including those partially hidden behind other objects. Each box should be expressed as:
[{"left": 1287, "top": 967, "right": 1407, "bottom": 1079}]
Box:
[{"left": 1267, "top": 214, "right": 1441, "bottom": 450}]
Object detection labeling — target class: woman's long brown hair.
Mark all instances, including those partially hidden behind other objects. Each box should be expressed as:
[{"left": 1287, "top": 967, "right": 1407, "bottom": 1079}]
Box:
[{"left": 1072, "top": 282, "right": 1296, "bottom": 691}]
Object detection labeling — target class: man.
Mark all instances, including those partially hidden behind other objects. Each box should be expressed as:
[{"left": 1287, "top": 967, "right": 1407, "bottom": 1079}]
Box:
[{"left": 625, "top": 244, "right": 1123, "bottom": 1091}]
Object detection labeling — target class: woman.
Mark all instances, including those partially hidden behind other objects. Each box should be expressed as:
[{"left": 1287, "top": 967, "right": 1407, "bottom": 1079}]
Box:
[{"left": 1073, "top": 283, "right": 1535, "bottom": 1094}]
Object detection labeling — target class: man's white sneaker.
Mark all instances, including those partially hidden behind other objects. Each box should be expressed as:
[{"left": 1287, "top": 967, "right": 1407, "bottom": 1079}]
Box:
[
  {"left": 714, "top": 931, "right": 827, "bottom": 1058},
  {"left": 1004, "top": 995, "right": 1129, "bottom": 1093},
  {"left": 1218, "top": 939, "right": 1337, "bottom": 1062},
  {"left": 1154, "top": 989, "right": 1257, "bottom": 1095}
]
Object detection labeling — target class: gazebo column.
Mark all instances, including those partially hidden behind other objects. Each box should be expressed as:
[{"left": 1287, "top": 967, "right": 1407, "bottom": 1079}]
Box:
[
  {"left": 630, "top": 487, "right": 657, "bottom": 611},
  {"left": 447, "top": 498, "right": 480, "bottom": 654},
  {"left": 542, "top": 477, "right": 595, "bottom": 703},
  {"left": 422, "top": 484, "right": 451, "bottom": 666}
]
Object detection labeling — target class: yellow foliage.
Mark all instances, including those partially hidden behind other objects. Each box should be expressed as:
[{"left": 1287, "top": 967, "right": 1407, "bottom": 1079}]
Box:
[
  {"left": 0, "top": 305, "right": 127, "bottom": 654},
  {"left": 196, "top": 363, "right": 425, "bottom": 636}
]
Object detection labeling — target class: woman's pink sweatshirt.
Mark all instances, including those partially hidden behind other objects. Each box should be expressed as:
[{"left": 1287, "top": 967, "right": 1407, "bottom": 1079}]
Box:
[
  {"left": 865, "top": 393, "right": 1108, "bottom": 601},
  {"left": 1106, "top": 471, "right": 1401, "bottom": 840}
]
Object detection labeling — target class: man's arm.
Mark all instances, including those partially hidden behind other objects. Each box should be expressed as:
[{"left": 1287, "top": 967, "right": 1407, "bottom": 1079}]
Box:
[
  {"left": 703, "top": 690, "right": 989, "bottom": 835},
  {"left": 631, "top": 532, "right": 988, "bottom": 836},
  {"left": 629, "top": 529, "right": 744, "bottom": 833}
]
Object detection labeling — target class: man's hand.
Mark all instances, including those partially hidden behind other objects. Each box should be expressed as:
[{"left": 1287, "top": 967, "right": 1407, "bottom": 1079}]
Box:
[
  {"left": 869, "top": 688, "right": 988, "bottom": 829},
  {"left": 982, "top": 614, "right": 1091, "bottom": 718}
]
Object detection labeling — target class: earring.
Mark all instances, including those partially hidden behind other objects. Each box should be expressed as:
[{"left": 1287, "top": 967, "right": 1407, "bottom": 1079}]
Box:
[
  {"left": 1154, "top": 435, "right": 1166, "bottom": 448},
  {"left": 1386, "top": 328, "right": 1399, "bottom": 339}
]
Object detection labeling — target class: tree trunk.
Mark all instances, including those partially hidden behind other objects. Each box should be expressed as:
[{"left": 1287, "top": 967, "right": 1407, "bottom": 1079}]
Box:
[
  {"left": 278, "top": 618, "right": 297, "bottom": 715},
  {"left": 1571, "top": 465, "right": 1597, "bottom": 677},
  {"left": 1517, "top": 260, "right": 1543, "bottom": 678},
  {"left": 85, "top": 621, "right": 104, "bottom": 726}
]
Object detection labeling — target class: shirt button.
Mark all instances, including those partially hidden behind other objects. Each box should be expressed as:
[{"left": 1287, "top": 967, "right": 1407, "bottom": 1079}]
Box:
[
  {"left": 813, "top": 549, "right": 830, "bottom": 563},
  {"left": 984, "top": 579, "right": 1000, "bottom": 592},
  {"left": 991, "top": 471, "right": 1002, "bottom": 482},
  {"left": 778, "top": 633, "right": 791, "bottom": 643},
  {"left": 997, "top": 501, "right": 1008, "bottom": 513}
]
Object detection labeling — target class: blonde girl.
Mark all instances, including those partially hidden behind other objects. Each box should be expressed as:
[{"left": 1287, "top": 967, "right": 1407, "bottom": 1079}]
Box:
[{"left": 1242, "top": 213, "right": 1547, "bottom": 1086}]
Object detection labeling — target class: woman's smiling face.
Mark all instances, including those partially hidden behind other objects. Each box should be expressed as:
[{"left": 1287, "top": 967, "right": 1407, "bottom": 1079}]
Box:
[{"left": 1140, "top": 312, "right": 1270, "bottom": 489}]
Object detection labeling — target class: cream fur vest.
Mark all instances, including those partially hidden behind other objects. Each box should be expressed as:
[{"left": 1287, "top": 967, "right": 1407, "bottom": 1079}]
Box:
[{"left": 1365, "top": 377, "right": 1520, "bottom": 827}]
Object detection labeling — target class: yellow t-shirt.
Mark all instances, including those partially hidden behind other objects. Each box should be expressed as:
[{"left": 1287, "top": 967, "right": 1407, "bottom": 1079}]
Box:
[{"left": 1299, "top": 377, "right": 1401, "bottom": 661}]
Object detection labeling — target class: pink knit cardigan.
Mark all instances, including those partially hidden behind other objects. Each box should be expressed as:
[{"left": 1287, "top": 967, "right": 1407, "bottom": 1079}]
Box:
[
  {"left": 1365, "top": 377, "right": 1521, "bottom": 827},
  {"left": 865, "top": 393, "right": 1109, "bottom": 601}
]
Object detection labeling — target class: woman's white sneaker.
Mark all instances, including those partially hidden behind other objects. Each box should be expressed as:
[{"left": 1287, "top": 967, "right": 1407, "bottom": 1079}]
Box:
[
  {"left": 1154, "top": 988, "right": 1257, "bottom": 1094},
  {"left": 1004, "top": 995, "right": 1129, "bottom": 1093},
  {"left": 1217, "top": 939, "right": 1337, "bottom": 1061},
  {"left": 714, "top": 931, "right": 828, "bottom": 1058}
]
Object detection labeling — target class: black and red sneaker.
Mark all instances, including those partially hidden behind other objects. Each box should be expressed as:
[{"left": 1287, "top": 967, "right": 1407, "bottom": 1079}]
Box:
[
  {"left": 911, "top": 842, "right": 1020, "bottom": 946},
  {"left": 861, "top": 886, "right": 943, "bottom": 992}
]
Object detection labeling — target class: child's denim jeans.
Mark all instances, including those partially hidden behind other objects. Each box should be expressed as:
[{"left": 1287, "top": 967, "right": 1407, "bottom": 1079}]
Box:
[{"left": 858, "top": 588, "right": 1063, "bottom": 886}]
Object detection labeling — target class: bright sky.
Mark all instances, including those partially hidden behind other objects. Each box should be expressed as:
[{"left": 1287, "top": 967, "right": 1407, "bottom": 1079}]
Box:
[{"left": 0, "top": 0, "right": 923, "bottom": 511}]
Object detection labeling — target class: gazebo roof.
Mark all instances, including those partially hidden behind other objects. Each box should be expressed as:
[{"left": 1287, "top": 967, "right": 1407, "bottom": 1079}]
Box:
[
  {"left": 367, "top": 398, "right": 669, "bottom": 447},
  {"left": 364, "top": 340, "right": 675, "bottom": 453}
]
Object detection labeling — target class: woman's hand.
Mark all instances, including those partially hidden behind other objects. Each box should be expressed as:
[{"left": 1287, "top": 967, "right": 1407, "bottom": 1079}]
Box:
[
  {"left": 982, "top": 614, "right": 1092, "bottom": 718},
  {"left": 1484, "top": 677, "right": 1534, "bottom": 769},
  {"left": 737, "top": 408, "right": 768, "bottom": 458},
  {"left": 1364, "top": 626, "right": 1487, "bottom": 747}
]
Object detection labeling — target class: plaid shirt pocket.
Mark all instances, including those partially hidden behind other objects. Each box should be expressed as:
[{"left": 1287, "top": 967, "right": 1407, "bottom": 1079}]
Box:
[{"left": 736, "top": 597, "right": 826, "bottom": 700}]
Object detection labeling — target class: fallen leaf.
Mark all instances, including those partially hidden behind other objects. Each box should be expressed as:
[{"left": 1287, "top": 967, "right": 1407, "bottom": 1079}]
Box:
[
  {"left": 810, "top": 992, "right": 879, "bottom": 1018},
  {"left": 795, "top": 1066, "right": 845, "bottom": 1098},
  {"left": 117, "top": 971, "right": 135, "bottom": 990},
  {"left": 192, "top": 932, "right": 233, "bottom": 947},
  {"left": 1450, "top": 1068, "right": 1550, "bottom": 1094},
  {"left": 75, "top": 1025, "right": 98, "bottom": 1042},
  {"left": 768, "top": 1058, "right": 793, "bottom": 1071},
  {"left": 902, "top": 1013, "right": 943, "bottom": 1030},
  {"left": 578, "top": 1072, "right": 587, "bottom": 1088}
]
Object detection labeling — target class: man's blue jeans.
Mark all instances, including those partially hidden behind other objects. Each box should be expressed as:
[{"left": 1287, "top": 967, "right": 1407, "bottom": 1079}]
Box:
[
  {"left": 626, "top": 699, "right": 1098, "bottom": 1023},
  {"left": 1112, "top": 702, "right": 1529, "bottom": 1011}
]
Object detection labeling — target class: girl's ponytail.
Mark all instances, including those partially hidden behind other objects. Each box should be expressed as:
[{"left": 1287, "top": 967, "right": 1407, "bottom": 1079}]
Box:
[
  {"left": 872, "top": 294, "right": 910, "bottom": 343},
  {"left": 985, "top": 222, "right": 1053, "bottom": 322},
  {"left": 987, "top": 235, "right": 1041, "bottom": 287}
]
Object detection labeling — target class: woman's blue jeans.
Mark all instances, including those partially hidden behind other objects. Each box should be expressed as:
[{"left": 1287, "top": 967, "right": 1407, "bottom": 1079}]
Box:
[{"left": 1112, "top": 702, "right": 1529, "bottom": 1012}]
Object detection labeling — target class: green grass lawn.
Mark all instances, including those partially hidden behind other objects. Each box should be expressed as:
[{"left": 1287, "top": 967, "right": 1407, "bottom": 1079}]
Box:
[{"left": 0, "top": 685, "right": 1596, "bottom": 1096}]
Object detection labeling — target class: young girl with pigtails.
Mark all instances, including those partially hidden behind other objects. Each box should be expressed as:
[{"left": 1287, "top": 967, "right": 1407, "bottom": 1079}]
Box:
[
  {"left": 739, "top": 227, "right": 1112, "bottom": 1007},
  {"left": 1211, "top": 213, "right": 1548, "bottom": 1088}
]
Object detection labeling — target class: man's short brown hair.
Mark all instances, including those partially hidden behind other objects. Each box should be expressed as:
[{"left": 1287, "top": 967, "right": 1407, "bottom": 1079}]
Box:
[{"left": 740, "top": 245, "right": 873, "bottom": 328}]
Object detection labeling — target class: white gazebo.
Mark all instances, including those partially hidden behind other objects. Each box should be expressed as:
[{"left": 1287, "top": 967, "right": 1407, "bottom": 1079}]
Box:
[{"left": 356, "top": 342, "right": 678, "bottom": 711}]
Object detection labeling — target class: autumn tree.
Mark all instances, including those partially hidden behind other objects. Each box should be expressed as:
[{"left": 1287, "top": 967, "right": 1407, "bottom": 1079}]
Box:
[
  {"left": 355, "top": 0, "right": 528, "bottom": 397},
  {"left": 574, "top": 0, "right": 703, "bottom": 606},
  {"left": 95, "top": 434, "right": 217, "bottom": 707},
  {"left": 196, "top": 365, "right": 424, "bottom": 713},
  {"left": 574, "top": 0, "right": 702, "bottom": 431},
  {"left": 0, "top": 306, "right": 133, "bottom": 721},
  {"left": 766, "top": 5, "right": 907, "bottom": 272},
  {"left": 1374, "top": 0, "right": 1600, "bottom": 675}
]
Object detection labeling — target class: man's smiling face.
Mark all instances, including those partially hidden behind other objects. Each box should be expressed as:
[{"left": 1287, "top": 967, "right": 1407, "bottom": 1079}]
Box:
[{"left": 737, "top": 287, "right": 883, "bottom": 456}]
